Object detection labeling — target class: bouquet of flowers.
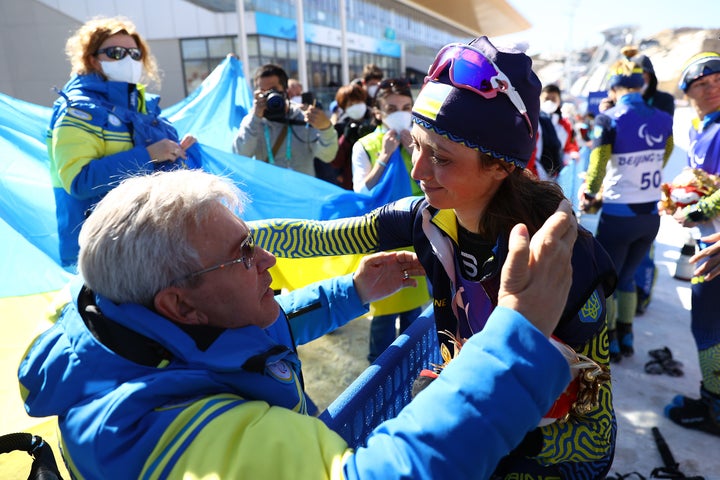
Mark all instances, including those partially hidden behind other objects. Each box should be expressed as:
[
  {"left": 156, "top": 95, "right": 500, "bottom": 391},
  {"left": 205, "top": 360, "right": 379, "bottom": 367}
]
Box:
[
  {"left": 412, "top": 331, "right": 610, "bottom": 426},
  {"left": 659, "top": 167, "right": 720, "bottom": 212}
]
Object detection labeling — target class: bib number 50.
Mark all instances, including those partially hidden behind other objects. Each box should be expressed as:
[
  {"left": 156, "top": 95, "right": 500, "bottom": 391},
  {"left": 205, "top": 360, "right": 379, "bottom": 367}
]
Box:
[{"left": 640, "top": 170, "right": 661, "bottom": 190}]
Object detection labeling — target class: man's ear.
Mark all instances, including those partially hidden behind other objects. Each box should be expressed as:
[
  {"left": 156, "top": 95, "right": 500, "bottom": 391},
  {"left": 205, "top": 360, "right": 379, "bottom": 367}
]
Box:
[{"left": 154, "top": 287, "right": 204, "bottom": 325}]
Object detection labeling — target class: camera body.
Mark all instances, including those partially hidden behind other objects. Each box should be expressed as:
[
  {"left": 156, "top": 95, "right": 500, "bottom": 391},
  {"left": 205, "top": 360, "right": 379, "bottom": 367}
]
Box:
[
  {"left": 301, "top": 91, "right": 315, "bottom": 106},
  {"left": 259, "top": 89, "right": 286, "bottom": 119}
]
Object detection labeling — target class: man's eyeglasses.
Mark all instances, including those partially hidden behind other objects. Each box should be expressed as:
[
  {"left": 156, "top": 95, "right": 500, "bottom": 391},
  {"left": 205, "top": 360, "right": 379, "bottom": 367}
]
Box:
[
  {"left": 179, "top": 233, "right": 255, "bottom": 282},
  {"left": 95, "top": 46, "right": 143, "bottom": 61},
  {"left": 425, "top": 43, "right": 533, "bottom": 138}
]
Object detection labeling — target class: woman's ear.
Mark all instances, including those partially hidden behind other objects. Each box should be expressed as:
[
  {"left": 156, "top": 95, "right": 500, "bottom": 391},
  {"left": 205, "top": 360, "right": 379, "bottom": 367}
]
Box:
[
  {"left": 489, "top": 161, "right": 514, "bottom": 180},
  {"left": 88, "top": 55, "right": 103, "bottom": 75}
]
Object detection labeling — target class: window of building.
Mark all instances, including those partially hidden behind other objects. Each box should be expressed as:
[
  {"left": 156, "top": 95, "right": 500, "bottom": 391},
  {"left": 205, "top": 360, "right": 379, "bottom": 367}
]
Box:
[{"left": 180, "top": 36, "right": 237, "bottom": 95}]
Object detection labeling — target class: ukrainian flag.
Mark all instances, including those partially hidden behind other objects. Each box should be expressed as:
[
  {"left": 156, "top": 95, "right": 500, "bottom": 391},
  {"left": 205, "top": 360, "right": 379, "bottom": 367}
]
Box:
[{"left": 0, "top": 55, "right": 428, "bottom": 423}]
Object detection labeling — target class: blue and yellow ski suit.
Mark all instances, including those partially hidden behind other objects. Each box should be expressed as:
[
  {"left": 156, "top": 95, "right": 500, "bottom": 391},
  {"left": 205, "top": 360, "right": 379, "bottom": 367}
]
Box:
[
  {"left": 47, "top": 73, "right": 197, "bottom": 266},
  {"left": 19, "top": 275, "right": 571, "bottom": 479}
]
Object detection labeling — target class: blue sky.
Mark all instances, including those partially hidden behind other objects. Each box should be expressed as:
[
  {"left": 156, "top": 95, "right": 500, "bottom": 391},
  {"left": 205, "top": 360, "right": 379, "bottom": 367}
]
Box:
[{"left": 495, "top": 0, "right": 719, "bottom": 55}]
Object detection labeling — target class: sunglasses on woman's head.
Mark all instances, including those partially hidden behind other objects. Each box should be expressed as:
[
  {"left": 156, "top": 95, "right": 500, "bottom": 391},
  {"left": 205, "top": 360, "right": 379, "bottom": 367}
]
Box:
[
  {"left": 379, "top": 78, "right": 410, "bottom": 90},
  {"left": 96, "top": 46, "right": 143, "bottom": 61},
  {"left": 425, "top": 43, "right": 533, "bottom": 138}
]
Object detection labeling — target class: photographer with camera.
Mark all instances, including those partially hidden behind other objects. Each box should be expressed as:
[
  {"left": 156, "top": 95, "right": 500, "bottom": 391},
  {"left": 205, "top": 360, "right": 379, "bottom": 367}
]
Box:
[{"left": 233, "top": 64, "right": 338, "bottom": 177}]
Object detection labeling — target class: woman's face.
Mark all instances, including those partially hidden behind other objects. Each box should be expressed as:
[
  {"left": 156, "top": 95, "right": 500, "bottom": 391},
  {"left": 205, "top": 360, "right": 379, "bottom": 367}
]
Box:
[
  {"left": 410, "top": 124, "right": 509, "bottom": 230},
  {"left": 91, "top": 33, "right": 139, "bottom": 72}
]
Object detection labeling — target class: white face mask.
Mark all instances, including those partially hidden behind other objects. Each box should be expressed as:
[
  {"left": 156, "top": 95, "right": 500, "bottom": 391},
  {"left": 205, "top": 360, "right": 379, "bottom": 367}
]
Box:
[
  {"left": 540, "top": 100, "right": 560, "bottom": 115},
  {"left": 290, "top": 95, "right": 302, "bottom": 104},
  {"left": 367, "top": 84, "right": 379, "bottom": 99},
  {"left": 383, "top": 111, "right": 412, "bottom": 133},
  {"left": 344, "top": 102, "right": 368, "bottom": 120},
  {"left": 101, "top": 56, "right": 144, "bottom": 84}
]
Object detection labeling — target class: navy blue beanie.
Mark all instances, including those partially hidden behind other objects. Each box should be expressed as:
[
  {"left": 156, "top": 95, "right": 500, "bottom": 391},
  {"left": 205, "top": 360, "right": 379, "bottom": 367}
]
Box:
[
  {"left": 607, "top": 60, "right": 645, "bottom": 89},
  {"left": 412, "top": 36, "right": 540, "bottom": 168}
]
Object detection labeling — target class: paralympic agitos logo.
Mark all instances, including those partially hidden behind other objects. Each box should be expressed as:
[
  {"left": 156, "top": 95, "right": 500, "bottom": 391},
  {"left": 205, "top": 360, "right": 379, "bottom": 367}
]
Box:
[{"left": 638, "top": 123, "right": 665, "bottom": 147}]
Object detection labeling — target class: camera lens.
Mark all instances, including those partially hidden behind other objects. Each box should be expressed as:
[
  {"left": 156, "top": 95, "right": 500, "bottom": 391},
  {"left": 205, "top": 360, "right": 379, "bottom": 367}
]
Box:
[{"left": 264, "top": 90, "right": 285, "bottom": 114}]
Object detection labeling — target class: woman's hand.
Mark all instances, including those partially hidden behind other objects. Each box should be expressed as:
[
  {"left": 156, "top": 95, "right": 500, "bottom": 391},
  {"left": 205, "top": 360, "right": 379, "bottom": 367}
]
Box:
[
  {"left": 147, "top": 138, "right": 187, "bottom": 163},
  {"left": 399, "top": 129, "right": 414, "bottom": 154},
  {"left": 380, "top": 129, "right": 401, "bottom": 158}
]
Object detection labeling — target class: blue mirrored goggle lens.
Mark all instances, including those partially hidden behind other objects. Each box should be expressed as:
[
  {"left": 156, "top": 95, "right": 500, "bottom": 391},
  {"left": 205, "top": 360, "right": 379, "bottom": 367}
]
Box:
[{"left": 449, "top": 48, "right": 499, "bottom": 93}]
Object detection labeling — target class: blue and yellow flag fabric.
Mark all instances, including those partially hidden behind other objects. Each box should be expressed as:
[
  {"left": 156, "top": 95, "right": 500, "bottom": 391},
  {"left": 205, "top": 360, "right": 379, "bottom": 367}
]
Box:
[{"left": 0, "top": 55, "right": 426, "bottom": 323}]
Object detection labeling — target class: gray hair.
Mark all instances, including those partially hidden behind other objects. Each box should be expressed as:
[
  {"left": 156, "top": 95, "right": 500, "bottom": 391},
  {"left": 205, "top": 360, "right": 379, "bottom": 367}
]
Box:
[{"left": 78, "top": 170, "right": 247, "bottom": 306}]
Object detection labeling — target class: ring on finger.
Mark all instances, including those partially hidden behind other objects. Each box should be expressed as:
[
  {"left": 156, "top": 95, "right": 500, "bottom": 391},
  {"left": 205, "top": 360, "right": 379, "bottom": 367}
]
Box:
[{"left": 402, "top": 269, "right": 410, "bottom": 280}]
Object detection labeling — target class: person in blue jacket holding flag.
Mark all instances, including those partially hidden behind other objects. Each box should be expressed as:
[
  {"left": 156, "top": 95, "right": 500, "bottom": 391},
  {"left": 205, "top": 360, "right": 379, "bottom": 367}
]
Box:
[
  {"left": 48, "top": 16, "right": 197, "bottom": 268},
  {"left": 19, "top": 168, "right": 579, "bottom": 479}
]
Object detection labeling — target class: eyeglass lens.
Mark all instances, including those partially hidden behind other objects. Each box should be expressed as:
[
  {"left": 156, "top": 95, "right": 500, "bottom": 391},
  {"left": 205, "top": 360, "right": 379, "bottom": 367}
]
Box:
[
  {"left": 239, "top": 234, "right": 255, "bottom": 269},
  {"left": 97, "top": 46, "right": 142, "bottom": 61}
]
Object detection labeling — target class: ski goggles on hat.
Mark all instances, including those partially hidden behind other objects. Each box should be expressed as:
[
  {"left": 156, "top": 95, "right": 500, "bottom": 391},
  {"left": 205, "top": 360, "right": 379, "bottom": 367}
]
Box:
[
  {"left": 680, "top": 53, "right": 720, "bottom": 91},
  {"left": 425, "top": 43, "right": 533, "bottom": 138},
  {"left": 95, "top": 46, "right": 143, "bottom": 61}
]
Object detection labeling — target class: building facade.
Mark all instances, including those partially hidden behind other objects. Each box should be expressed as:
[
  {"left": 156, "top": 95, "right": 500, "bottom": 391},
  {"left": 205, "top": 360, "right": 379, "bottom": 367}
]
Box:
[{"left": 0, "top": 0, "right": 528, "bottom": 107}]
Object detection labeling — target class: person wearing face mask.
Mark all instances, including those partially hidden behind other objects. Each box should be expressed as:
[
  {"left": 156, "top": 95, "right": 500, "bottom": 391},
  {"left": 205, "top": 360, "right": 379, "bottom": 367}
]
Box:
[
  {"left": 352, "top": 79, "right": 421, "bottom": 195},
  {"left": 48, "top": 16, "right": 198, "bottom": 269},
  {"left": 233, "top": 64, "right": 338, "bottom": 177},
  {"left": 287, "top": 78, "right": 303, "bottom": 105},
  {"left": 351, "top": 78, "right": 428, "bottom": 362},
  {"left": 539, "top": 84, "right": 579, "bottom": 176},
  {"left": 327, "top": 83, "right": 377, "bottom": 189},
  {"left": 361, "top": 63, "right": 385, "bottom": 105}
]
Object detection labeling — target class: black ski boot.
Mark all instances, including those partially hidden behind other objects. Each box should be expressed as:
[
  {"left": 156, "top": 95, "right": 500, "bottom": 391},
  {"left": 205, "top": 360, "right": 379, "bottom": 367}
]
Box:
[
  {"left": 665, "top": 384, "right": 720, "bottom": 437},
  {"left": 617, "top": 322, "right": 634, "bottom": 357}
]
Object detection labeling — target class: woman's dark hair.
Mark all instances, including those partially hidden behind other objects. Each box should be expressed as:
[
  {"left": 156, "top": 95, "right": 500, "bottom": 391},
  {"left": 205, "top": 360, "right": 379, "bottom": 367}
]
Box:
[
  {"left": 479, "top": 154, "right": 575, "bottom": 239},
  {"left": 373, "top": 78, "right": 412, "bottom": 107}
]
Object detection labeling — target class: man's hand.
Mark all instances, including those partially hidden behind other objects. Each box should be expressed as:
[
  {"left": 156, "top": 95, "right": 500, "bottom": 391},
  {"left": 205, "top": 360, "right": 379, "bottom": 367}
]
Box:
[
  {"left": 690, "top": 231, "right": 720, "bottom": 281},
  {"left": 353, "top": 251, "right": 425, "bottom": 305},
  {"left": 672, "top": 206, "right": 702, "bottom": 227},
  {"left": 302, "top": 104, "right": 332, "bottom": 130},
  {"left": 252, "top": 89, "right": 268, "bottom": 118},
  {"left": 497, "top": 199, "right": 578, "bottom": 337}
]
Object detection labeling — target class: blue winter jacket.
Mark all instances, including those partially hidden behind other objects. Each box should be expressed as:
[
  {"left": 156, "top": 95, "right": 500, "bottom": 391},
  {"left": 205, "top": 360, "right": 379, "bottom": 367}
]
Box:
[
  {"left": 47, "top": 73, "right": 200, "bottom": 267},
  {"left": 19, "top": 274, "right": 570, "bottom": 479}
]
